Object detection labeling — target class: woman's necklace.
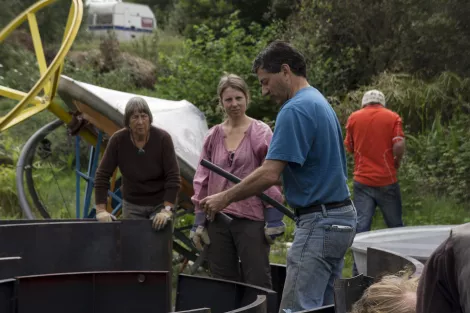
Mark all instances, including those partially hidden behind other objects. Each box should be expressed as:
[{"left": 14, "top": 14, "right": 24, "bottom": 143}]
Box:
[{"left": 130, "top": 131, "right": 149, "bottom": 155}]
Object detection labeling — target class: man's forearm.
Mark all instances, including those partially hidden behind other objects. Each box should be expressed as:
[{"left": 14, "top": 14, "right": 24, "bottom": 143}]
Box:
[{"left": 224, "top": 165, "right": 277, "bottom": 205}]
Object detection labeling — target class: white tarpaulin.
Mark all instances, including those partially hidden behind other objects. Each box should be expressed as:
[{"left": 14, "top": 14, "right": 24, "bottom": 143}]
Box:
[{"left": 58, "top": 75, "right": 209, "bottom": 179}]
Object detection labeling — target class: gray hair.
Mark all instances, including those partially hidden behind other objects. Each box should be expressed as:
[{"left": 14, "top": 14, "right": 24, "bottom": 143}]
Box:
[{"left": 124, "top": 97, "right": 153, "bottom": 127}]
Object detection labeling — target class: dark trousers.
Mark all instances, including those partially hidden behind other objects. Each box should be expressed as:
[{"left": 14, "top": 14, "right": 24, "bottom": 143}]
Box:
[
  {"left": 353, "top": 180, "right": 403, "bottom": 233},
  {"left": 122, "top": 200, "right": 162, "bottom": 219},
  {"left": 207, "top": 214, "right": 272, "bottom": 289},
  {"left": 352, "top": 180, "right": 404, "bottom": 276}
]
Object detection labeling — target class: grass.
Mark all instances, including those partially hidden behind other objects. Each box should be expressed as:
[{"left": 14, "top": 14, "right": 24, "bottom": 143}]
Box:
[
  {"left": 71, "top": 29, "right": 185, "bottom": 64},
  {"left": 119, "top": 30, "right": 185, "bottom": 59}
]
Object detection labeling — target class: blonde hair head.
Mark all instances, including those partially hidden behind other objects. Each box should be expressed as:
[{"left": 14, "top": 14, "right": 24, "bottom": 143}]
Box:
[
  {"left": 217, "top": 73, "right": 250, "bottom": 107},
  {"left": 351, "top": 274, "right": 419, "bottom": 313}
]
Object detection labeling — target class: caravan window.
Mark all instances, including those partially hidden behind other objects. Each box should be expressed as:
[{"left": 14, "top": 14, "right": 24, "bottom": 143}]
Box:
[
  {"left": 141, "top": 17, "right": 153, "bottom": 28},
  {"left": 96, "top": 14, "right": 113, "bottom": 25}
]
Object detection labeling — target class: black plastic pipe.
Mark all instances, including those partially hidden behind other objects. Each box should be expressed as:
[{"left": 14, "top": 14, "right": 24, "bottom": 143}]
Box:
[{"left": 200, "top": 159, "right": 296, "bottom": 221}]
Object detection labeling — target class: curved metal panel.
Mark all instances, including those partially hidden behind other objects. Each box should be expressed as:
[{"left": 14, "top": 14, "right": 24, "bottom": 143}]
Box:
[
  {"left": 366, "top": 247, "right": 424, "bottom": 278},
  {"left": 269, "top": 263, "right": 286, "bottom": 309},
  {"left": 175, "top": 274, "right": 277, "bottom": 313},
  {"left": 175, "top": 309, "right": 211, "bottom": 313},
  {"left": 333, "top": 274, "right": 374, "bottom": 313},
  {"left": 0, "top": 220, "right": 172, "bottom": 278},
  {"left": 351, "top": 225, "right": 453, "bottom": 274},
  {"left": 0, "top": 257, "right": 22, "bottom": 280},
  {"left": 227, "top": 295, "right": 267, "bottom": 313},
  {"left": 15, "top": 271, "right": 170, "bottom": 313},
  {"left": 0, "top": 219, "right": 93, "bottom": 225},
  {"left": 0, "top": 279, "right": 15, "bottom": 313}
]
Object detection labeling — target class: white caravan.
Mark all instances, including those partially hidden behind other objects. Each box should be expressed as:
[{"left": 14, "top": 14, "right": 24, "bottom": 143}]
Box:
[
  {"left": 86, "top": 1, "right": 157, "bottom": 42},
  {"left": 85, "top": 0, "right": 122, "bottom": 4}
]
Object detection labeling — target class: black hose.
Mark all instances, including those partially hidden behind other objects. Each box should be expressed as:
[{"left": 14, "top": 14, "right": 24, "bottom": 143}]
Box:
[
  {"left": 16, "top": 119, "right": 64, "bottom": 219},
  {"left": 200, "top": 159, "right": 296, "bottom": 221}
]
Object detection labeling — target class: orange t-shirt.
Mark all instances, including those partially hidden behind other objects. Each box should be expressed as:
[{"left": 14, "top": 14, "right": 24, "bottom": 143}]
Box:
[{"left": 344, "top": 105, "right": 405, "bottom": 187}]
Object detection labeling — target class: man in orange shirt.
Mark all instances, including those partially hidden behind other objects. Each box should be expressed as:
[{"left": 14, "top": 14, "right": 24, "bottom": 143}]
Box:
[{"left": 344, "top": 89, "right": 406, "bottom": 275}]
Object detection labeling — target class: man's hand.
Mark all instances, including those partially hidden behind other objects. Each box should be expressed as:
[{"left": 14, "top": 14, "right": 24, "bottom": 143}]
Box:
[
  {"left": 152, "top": 209, "right": 173, "bottom": 231},
  {"left": 200, "top": 191, "right": 230, "bottom": 221},
  {"left": 394, "top": 156, "right": 401, "bottom": 169},
  {"left": 393, "top": 140, "right": 405, "bottom": 170},
  {"left": 190, "top": 225, "right": 210, "bottom": 251},
  {"left": 95, "top": 204, "right": 116, "bottom": 222}
]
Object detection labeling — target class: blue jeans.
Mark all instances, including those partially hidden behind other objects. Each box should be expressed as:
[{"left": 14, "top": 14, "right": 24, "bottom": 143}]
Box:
[
  {"left": 352, "top": 180, "right": 403, "bottom": 275},
  {"left": 353, "top": 180, "right": 403, "bottom": 233},
  {"left": 279, "top": 204, "right": 357, "bottom": 312}
]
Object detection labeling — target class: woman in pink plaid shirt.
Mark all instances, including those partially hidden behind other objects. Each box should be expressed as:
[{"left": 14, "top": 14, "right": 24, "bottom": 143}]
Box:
[{"left": 190, "top": 73, "right": 285, "bottom": 289}]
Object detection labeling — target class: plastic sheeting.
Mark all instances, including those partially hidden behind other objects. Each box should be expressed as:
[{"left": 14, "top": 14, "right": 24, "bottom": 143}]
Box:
[
  {"left": 58, "top": 75, "right": 209, "bottom": 180},
  {"left": 351, "top": 225, "right": 454, "bottom": 274}
]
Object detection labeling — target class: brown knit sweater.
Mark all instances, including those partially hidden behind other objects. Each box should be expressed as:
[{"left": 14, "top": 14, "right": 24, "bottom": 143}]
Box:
[{"left": 94, "top": 126, "right": 181, "bottom": 206}]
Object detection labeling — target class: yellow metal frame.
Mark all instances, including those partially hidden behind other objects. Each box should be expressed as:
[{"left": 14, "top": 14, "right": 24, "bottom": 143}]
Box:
[{"left": 0, "top": 0, "right": 83, "bottom": 133}]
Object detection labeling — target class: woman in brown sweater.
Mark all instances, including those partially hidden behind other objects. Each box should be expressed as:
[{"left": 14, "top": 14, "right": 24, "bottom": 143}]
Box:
[{"left": 94, "top": 96, "right": 181, "bottom": 230}]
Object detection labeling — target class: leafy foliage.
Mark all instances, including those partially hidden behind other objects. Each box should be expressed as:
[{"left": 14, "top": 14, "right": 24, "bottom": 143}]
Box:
[
  {"left": 0, "top": 136, "right": 20, "bottom": 217},
  {"left": 0, "top": 0, "right": 88, "bottom": 49},
  {"left": 403, "top": 114, "right": 470, "bottom": 204},
  {"left": 166, "top": 0, "right": 296, "bottom": 37},
  {"left": 338, "top": 72, "right": 470, "bottom": 133},
  {"left": 0, "top": 45, "right": 39, "bottom": 92},
  {"left": 154, "top": 14, "right": 281, "bottom": 127},
  {"left": 283, "top": 0, "right": 470, "bottom": 95}
]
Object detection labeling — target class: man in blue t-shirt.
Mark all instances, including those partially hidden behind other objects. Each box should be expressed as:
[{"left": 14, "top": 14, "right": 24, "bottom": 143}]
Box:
[{"left": 201, "top": 40, "right": 357, "bottom": 312}]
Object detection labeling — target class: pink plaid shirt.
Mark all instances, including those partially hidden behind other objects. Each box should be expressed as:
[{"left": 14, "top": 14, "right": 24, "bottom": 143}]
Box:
[{"left": 191, "top": 119, "right": 284, "bottom": 221}]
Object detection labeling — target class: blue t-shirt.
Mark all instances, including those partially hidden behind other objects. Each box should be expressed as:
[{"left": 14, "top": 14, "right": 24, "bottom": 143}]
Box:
[{"left": 266, "top": 86, "right": 350, "bottom": 209}]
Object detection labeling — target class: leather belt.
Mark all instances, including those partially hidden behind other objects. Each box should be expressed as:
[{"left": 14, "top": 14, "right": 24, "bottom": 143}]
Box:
[{"left": 294, "top": 199, "right": 352, "bottom": 217}]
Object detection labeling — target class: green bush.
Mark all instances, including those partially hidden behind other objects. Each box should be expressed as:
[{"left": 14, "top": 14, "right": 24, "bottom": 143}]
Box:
[
  {"left": 338, "top": 72, "right": 470, "bottom": 133},
  {"left": 154, "top": 13, "right": 281, "bottom": 127},
  {"left": 0, "top": 136, "right": 20, "bottom": 218},
  {"left": 0, "top": 45, "right": 39, "bottom": 92},
  {"left": 403, "top": 114, "right": 470, "bottom": 205}
]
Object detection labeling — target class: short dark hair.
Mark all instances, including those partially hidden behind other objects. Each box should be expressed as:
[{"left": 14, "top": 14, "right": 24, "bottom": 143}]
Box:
[
  {"left": 124, "top": 97, "right": 153, "bottom": 127},
  {"left": 252, "top": 40, "right": 307, "bottom": 78}
]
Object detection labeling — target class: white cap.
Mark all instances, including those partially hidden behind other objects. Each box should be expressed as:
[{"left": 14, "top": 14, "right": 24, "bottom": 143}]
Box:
[{"left": 361, "top": 89, "right": 386, "bottom": 107}]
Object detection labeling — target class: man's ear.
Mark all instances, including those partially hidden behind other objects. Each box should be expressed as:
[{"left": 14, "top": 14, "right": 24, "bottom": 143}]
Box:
[
  {"left": 280, "top": 64, "right": 291, "bottom": 76},
  {"left": 280, "top": 64, "right": 292, "bottom": 85}
]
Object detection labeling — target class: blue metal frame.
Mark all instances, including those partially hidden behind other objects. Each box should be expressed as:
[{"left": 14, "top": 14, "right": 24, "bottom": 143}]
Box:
[{"left": 75, "top": 131, "right": 123, "bottom": 218}]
